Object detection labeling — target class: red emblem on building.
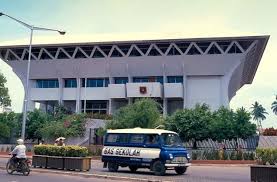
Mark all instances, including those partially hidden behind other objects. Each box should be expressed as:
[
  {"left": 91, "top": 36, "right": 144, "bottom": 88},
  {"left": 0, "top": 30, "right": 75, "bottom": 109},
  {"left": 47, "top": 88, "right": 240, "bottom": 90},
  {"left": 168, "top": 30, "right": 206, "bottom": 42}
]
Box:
[{"left": 139, "top": 86, "right": 147, "bottom": 94}]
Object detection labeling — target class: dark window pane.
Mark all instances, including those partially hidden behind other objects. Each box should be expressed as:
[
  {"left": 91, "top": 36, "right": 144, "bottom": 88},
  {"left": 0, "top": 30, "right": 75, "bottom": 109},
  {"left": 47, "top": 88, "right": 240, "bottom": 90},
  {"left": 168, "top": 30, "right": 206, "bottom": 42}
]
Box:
[
  {"left": 36, "top": 80, "right": 42, "bottom": 88},
  {"left": 115, "top": 77, "right": 128, "bottom": 84},
  {"left": 130, "top": 134, "right": 144, "bottom": 144},
  {"left": 119, "top": 134, "right": 129, "bottom": 143},
  {"left": 65, "top": 79, "right": 77, "bottom": 88},
  {"left": 167, "top": 76, "right": 183, "bottom": 83},
  {"left": 156, "top": 76, "right": 163, "bottom": 84},
  {"left": 96, "top": 79, "right": 103, "bottom": 87},
  {"left": 107, "top": 134, "right": 119, "bottom": 143}
]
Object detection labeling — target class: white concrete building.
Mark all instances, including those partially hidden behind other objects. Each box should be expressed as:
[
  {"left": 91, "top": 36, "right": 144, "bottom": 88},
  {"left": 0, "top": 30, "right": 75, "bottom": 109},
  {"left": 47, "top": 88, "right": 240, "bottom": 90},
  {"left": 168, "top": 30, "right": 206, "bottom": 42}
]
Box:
[{"left": 0, "top": 36, "right": 269, "bottom": 115}]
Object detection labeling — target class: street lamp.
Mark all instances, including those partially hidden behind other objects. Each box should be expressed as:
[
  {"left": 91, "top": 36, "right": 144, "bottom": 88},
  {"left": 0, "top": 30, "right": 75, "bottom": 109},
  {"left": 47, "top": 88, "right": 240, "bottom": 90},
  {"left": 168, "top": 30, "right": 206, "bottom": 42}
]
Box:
[{"left": 0, "top": 12, "right": 66, "bottom": 139}]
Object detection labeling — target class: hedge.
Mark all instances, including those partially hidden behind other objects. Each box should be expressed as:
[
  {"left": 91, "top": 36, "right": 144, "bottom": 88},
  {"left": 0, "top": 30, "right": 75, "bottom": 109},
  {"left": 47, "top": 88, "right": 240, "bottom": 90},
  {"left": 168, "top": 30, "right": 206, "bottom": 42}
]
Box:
[
  {"left": 34, "top": 145, "right": 89, "bottom": 157},
  {"left": 256, "top": 148, "right": 277, "bottom": 165},
  {"left": 191, "top": 150, "right": 255, "bottom": 160}
]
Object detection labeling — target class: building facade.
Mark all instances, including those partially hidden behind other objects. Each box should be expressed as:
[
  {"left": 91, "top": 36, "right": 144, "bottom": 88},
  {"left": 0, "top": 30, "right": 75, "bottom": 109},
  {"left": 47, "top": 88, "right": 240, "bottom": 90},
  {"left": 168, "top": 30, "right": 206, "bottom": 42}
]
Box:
[{"left": 0, "top": 36, "right": 269, "bottom": 115}]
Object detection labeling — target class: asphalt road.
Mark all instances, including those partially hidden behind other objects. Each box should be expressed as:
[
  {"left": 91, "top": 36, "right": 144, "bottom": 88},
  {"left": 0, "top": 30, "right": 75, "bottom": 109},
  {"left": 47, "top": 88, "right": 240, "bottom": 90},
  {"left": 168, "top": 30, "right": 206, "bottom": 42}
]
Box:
[
  {"left": 0, "top": 157, "right": 250, "bottom": 182},
  {"left": 0, "top": 170, "right": 127, "bottom": 182}
]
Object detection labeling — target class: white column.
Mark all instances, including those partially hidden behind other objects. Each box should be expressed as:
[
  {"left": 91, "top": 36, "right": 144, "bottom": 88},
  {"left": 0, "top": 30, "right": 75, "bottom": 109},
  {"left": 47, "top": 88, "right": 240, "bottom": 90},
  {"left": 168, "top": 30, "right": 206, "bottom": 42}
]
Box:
[
  {"left": 58, "top": 77, "right": 63, "bottom": 105},
  {"left": 162, "top": 63, "right": 167, "bottom": 117},
  {"left": 27, "top": 80, "right": 36, "bottom": 111},
  {"left": 76, "top": 78, "right": 81, "bottom": 113},
  {"left": 108, "top": 77, "right": 113, "bottom": 114},
  {"left": 84, "top": 78, "right": 87, "bottom": 113},
  {"left": 183, "top": 75, "right": 187, "bottom": 109},
  {"left": 126, "top": 63, "right": 132, "bottom": 104}
]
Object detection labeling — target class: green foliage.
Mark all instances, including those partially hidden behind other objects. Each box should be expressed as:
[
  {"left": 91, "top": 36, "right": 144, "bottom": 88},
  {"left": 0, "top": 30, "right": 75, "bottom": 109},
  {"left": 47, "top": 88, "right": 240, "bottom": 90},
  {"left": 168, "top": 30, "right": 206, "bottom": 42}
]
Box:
[
  {"left": 210, "top": 107, "right": 236, "bottom": 141},
  {"left": 166, "top": 104, "right": 212, "bottom": 142},
  {"left": 271, "top": 95, "right": 277, "bottom": 115},
  {"left": 106, "top": 98, "right": 162, "bottom": 129},
  {"left": 0, "top": 122, "right": 10, "bottom": 139},
  {"left": 53, "top": 105, "right": 73, "bottom": 120},
  {"left": 39, "top": 114, "right": 86, "bottom": 139},
  {"left": 85, "top": 113, "right": 112, "bottom": 120},
  {"left": 243, "top": 152, "right": 255, "bottom": 160},
  {"left": 251, "top": 102, "right": 268, "bottom": 131},
  {"left": 256, "top": 148, "right": 277, "bottom": 165},
  {"left": 0, "top": 112, "right": 21, "bottom": 142},
  {"left": 202, "top": 150, "right": 220, "bottom": 160},
  {"left": 0, "top": 73, "right": 11, "bottom": 108},
  {"left": 230, "top": 151, "right": 237, "bottom": 160},
  {"left": 166, "top": 105, "right": 256, "bottom": 143},
  {"left": 34, "top": 145, "right": 89, "bottom": 157},
  {"left": 191, "top": 150, "right": 255, "bottom": 160},
  {"left": 95, "top": 127, "right": 106, "bottom": 137},
  {"left": 26, "top": 109, "right": 52, "bottom": 141}
]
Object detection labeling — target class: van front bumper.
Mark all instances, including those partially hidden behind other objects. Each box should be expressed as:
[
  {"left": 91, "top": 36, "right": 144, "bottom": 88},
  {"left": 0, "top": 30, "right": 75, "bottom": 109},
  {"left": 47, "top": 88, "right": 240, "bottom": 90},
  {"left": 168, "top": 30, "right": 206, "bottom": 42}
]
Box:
[{"left": 165, "top": 163, "right": 191, "bottom": 167}]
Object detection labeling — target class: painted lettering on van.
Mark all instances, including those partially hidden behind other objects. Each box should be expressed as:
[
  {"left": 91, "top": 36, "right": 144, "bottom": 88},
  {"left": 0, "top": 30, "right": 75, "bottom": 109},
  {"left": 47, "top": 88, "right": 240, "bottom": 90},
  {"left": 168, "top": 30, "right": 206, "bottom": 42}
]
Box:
[
  {"left": 103, "top": 147, "right": 141, "bottom": 157},
  {"left": 115, "top": 148, "right": 141, "bottom": 156}
]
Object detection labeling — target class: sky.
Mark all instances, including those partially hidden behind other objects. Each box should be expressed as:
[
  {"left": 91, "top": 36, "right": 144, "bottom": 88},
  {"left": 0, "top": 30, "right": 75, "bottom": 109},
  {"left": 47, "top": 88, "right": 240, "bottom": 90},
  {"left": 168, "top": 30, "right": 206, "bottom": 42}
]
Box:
[{"left": 0, "top": 0, "right": 276, "bottom": 127}]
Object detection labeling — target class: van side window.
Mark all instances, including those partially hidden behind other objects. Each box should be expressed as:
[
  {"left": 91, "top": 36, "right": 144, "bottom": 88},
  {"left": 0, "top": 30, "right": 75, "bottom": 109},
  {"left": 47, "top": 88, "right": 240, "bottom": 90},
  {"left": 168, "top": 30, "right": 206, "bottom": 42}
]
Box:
[
  {"left": 130, "top": 134, "right": 144, "bottom": 144},
  {"left": 146, "top": 134, "right": 159, "bottom": 145},
  {"left": 119, "top": 134, "right": 129, "bottom": 143},
  {"left": 106, "top": 134, "right": 119, "bottom": 143}
]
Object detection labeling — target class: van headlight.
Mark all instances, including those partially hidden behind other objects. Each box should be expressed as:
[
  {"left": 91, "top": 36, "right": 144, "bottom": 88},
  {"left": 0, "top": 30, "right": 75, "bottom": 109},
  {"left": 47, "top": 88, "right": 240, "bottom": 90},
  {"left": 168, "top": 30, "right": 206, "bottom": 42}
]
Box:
[
  {"left": 169, "top": 153, "right": 174, "bottom": 160},
  {"left": 187, "top": 153, "right": 190, "bottom": 159}
]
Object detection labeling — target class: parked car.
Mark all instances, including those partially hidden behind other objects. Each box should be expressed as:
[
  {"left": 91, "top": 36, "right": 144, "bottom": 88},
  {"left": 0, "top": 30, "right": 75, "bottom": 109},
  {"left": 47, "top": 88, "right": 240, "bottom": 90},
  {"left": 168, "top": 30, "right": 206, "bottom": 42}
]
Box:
[{"left": 102, "top": 127, "right": 191, "bottom": 176}]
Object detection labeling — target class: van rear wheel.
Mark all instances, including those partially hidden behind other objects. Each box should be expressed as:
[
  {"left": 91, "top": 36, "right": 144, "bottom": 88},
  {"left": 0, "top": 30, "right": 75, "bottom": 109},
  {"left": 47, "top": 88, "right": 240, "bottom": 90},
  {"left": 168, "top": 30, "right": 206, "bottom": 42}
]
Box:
[
  {"left": 152, "top": 160, "right": 166, "bottom": 176},
  {"left": 108, "top": 162, "right": 118, "bottom": 172},
  {"left": 129, "top": 166, "right": 138, "bottom": 172},
  {"left": 175, "top": 166, "right": 187, "bottom": 175}
]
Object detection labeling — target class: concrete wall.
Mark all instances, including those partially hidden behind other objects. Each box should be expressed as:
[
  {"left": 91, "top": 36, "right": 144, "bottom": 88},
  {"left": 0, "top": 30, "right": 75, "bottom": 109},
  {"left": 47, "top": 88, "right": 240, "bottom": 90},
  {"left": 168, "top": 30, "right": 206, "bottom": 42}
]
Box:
[{"left": 187, "top": 76, "right": 222, "bottom": 110}]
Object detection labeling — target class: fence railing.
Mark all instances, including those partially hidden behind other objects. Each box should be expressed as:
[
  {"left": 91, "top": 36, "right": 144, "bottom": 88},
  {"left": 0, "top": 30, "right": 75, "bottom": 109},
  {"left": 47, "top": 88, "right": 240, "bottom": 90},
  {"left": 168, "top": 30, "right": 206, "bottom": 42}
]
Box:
[{"left": 183, "top": 136, "right": 259, "bottom": 150}]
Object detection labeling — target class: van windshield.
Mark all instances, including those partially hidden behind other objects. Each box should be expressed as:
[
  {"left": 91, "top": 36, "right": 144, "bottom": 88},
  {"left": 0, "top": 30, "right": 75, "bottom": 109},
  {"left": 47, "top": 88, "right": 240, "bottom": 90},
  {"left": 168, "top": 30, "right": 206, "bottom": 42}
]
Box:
[{"left": 161, "top": 133, "right": 183, "bottom": 147}]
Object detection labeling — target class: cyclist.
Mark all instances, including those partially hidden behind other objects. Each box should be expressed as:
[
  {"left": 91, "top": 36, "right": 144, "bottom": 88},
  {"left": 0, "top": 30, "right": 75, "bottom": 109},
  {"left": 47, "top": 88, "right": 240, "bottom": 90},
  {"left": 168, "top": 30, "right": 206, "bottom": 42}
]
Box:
[{"left": 10, "top": 139, "right": 27, "bottom": 166}]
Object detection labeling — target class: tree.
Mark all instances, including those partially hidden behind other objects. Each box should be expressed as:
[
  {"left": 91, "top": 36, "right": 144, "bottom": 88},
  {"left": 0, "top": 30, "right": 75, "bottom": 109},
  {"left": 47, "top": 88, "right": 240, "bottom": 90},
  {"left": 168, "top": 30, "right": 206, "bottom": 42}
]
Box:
[
  {"left": 271, "top": 95, "right": 277, "bottom": 115},
  {"left": 251, "top": 101, "right": 268, "bottom": 133},
  {"left": 106, "top": 98, "right": 162, "bottom": 129},
  {"left": 233, "top": 107, "right": 256, "bottom": 139},
  {"left": 210, "top": 107, "right": 236, "bottom": 141},
  {"left": 0, "top": 112, "right": 20, "bottom": 143},
  {"left": 165, "top": 104, "right": 212, "bottom": 146},
  {"left": 39, "top": 113, "right": 86, "bottom": 139},
  {"left": 26, "top": 109, "right": 52, "bottom": 142},
  {"left": 166, "top": 105, "right": 256, "bottom": 148},
  {"left": 0, "top": 72, "right": 11, "bottom": 109}
]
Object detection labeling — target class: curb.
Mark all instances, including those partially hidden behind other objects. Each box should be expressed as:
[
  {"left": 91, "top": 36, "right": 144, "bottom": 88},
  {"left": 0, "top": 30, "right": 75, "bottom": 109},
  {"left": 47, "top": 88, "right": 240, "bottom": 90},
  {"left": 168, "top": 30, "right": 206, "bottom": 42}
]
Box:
[
  {"left": 191, "top": 163, "right": 252, "bottom": 167},
  {"left": 0, "top": 166, "right": 164, "bottom": 182}
]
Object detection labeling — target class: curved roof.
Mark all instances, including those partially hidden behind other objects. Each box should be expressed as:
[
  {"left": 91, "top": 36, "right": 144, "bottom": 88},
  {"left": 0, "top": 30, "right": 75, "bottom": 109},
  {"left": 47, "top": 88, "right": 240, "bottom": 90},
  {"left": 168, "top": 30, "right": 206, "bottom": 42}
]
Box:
[{"left": 107, "top": 127, "right": 177, "bottom": 135}]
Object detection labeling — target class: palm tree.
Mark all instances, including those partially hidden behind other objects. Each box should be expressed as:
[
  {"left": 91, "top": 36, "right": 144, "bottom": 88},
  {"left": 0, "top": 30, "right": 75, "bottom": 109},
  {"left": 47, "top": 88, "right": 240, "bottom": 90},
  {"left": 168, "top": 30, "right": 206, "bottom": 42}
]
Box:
[
  {"left": 271, "top": 95, "right": 277, "bottom": 115},
  {"left": 251, "top": 101, "right": 268, "bottom": 135}
]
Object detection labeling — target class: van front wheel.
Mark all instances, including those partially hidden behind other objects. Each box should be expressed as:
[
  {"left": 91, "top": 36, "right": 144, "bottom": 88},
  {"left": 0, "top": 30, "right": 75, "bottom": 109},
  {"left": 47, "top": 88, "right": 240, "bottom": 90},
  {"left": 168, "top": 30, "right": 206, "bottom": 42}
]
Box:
[
  {"left": 174, "top": 166, "right": 187, "bottom": 175},
  {"left": 129, "top": 166, "right": 138, "bottom": 172},
  {"left": 108, "top": 162, "right": 118, "bottom": 172},
  {"left": 152, "top": 161, "right": 166, "bottom": 176}
]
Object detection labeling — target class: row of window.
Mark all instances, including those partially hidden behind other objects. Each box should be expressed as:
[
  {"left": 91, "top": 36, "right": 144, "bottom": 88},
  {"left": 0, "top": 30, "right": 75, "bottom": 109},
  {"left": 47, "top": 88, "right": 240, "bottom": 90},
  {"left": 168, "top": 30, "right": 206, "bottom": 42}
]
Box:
[
  {"left": 36, "top": 80, "right": 59, "bottom": 88},
  {"left": 105, "top": 133, "right": 182, "bottom": 147},
  {"left": 36, "top": 76, "right": 184, "bottom": 88},
  {"left": 106, "top": 133, "right": 159, "bottom": 146},
  {"left": 81, "top": 100, "right": 107, "bottom": 114}
]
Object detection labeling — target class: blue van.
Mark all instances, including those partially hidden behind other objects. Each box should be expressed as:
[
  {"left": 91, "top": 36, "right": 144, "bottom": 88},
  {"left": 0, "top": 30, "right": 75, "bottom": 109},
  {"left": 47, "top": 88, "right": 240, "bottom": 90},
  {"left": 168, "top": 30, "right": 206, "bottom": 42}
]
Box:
[{"left": 101, "top": 128, "right": 191, "bottom": 176}]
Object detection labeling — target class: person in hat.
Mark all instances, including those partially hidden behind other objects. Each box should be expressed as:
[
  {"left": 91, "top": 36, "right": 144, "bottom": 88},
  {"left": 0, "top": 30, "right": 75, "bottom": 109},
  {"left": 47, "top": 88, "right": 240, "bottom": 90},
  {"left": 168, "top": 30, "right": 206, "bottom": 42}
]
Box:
[
  {"left": 10, "top": 139, "right": 27, "bottom": 165},
  {"left": 55, "top": 137, "right": 65, "bottom": 146}
]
